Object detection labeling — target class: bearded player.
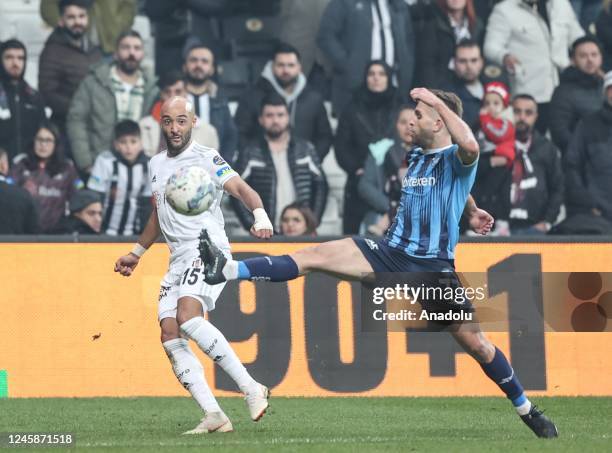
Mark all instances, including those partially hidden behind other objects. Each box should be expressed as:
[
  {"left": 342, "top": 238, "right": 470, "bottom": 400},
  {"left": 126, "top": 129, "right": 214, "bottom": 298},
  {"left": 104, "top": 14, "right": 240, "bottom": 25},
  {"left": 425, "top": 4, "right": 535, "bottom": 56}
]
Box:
[
  {"left": 114, "top": 97, "right": 274, "bottom": 434},
  {"left": 199, "top": 88, "right": 558, "bottom": 438}
]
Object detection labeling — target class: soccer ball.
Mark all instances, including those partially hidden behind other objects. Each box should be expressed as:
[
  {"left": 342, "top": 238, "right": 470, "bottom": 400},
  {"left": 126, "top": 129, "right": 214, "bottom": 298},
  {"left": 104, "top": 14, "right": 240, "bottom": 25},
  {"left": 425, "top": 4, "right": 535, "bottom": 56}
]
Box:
[{"left": 165, "top": 166, "right": 215, "bottom": 215}]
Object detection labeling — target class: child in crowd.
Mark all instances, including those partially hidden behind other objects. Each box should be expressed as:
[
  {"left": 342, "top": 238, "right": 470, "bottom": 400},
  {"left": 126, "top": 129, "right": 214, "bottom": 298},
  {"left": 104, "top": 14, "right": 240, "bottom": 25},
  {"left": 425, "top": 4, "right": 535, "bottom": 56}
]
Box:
[{"left": 87, "top": 120, "right": 151, "bottom": 235}]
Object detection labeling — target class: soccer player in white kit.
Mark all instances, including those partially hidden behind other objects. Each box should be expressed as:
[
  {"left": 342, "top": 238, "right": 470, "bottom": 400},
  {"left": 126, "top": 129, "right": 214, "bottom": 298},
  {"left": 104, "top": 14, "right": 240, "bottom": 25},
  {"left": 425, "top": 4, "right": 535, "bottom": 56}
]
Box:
[{"left": 114, "top": 97, "right": 274, "bottom": 434}]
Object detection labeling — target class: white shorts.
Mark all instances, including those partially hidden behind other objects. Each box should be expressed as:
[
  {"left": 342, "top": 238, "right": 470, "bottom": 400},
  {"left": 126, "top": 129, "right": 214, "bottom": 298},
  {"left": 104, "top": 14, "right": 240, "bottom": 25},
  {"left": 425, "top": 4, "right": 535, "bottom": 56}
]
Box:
[{"left": 157, "top": 250, "right": 227, "bottom": 322}]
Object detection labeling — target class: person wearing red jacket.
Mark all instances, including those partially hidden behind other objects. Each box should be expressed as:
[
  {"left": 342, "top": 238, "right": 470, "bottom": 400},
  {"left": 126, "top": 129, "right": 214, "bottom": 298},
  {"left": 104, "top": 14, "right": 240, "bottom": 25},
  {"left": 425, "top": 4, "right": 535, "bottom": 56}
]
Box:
[{"left": 479, "top": 81, "right": 515, "bottom": 166}]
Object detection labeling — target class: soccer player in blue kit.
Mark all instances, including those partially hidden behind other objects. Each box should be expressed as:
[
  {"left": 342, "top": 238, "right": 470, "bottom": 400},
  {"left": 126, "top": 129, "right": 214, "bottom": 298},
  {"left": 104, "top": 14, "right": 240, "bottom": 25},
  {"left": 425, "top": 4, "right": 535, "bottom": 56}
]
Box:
[{"left": 199, "top": 88, "right": 558, "bottom": 438}]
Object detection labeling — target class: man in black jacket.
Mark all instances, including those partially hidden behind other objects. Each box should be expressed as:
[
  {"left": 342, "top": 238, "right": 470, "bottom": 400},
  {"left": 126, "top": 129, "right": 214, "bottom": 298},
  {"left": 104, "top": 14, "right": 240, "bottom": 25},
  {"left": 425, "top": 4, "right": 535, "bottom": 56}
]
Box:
[
  {"left": 183, "top": 44, "right": 238, "bottom": 161},
  {"left": 563, "top": 71, "right": 612, "bottom": 230},
  {"left": 234, "top": 43, "right": 332, "bottom": 161},
  {"left": 442, "top": 39, "right": 507, "bottom": 132},
  {"left": 232, "top": 94, "right": 327, "bottom": 232},
  {"left": 550, "top": 36, "right": 605, "bottom": 153},
  {"left": 0, "top": 40, "right": 47, "bottom": 163},
  {"left": 509, "top": 95, "right": 564, "bottom": 235},
  {"left": 0, "top": 149, "right": 40, "bottom": 234}
]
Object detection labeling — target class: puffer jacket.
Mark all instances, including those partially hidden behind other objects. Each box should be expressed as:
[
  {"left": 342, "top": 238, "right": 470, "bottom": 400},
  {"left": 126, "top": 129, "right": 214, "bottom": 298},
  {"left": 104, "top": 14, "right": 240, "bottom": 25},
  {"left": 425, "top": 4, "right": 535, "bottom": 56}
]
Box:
[
  {"left": 231, "top": 136, "right": 328, "bottom": 230},
  {"left": 484, "top": 0, "right": 583, "bottom": 103},
  {"left": 66, "top": 61, "right": 158, "bottom": 171},
  {"left": 549, "top": 66, "right": 603, "bottom": 152},
  {"left": 38, "top": 27, "right": 103, "bottom": 124}
]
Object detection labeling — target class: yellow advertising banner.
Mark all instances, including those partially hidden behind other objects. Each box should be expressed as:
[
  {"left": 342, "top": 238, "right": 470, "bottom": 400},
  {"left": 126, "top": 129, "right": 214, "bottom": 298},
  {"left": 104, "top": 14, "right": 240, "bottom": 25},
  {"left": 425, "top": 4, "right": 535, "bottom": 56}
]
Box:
[{"left": 1, "top": 242, "right": 611, "bottom": 398}]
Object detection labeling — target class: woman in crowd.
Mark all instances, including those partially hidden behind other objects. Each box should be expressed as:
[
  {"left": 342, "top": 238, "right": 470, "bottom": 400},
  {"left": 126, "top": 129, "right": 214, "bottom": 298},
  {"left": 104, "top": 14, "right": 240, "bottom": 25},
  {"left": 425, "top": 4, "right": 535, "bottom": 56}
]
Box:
[
  {"left": 10, "top": 121, "right": 83, "bottom": 232},
  {"left": 358, "top": 105, "right": 414, "bottom": 236},
  {"left": 279, "top": 202, "right": 318, "bottom": 237},
  {"left": 414, "top": 0, "right": 484, "bottom": 88},
  {"left": 334, "top": 60, "right": 401, "bottom": 234}
]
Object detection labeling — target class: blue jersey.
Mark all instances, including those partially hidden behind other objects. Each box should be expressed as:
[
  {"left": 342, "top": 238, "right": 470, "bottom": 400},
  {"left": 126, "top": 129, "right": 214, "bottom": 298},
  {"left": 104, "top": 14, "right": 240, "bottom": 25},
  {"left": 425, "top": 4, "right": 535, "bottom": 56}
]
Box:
[{"left": 384, "top": 144, "right": 477, "bottom": 260}]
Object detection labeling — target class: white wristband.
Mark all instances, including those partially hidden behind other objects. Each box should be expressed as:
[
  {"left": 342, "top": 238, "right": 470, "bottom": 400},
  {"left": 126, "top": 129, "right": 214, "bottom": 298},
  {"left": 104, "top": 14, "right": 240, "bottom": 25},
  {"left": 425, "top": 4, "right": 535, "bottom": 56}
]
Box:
[
  {"left": 130, "top": 243, "right": 147, "bottom": 258},
  {"left": 253, "top": 208, "right": 273, "bottom": 231}
]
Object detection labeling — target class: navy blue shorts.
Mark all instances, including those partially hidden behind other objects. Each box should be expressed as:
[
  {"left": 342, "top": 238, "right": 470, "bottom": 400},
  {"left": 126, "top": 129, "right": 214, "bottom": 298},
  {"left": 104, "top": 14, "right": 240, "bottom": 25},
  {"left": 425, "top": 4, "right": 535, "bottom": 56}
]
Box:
[
  {"left": 353, "top": 237, "right": 455, "bottom": 273},
  {"left": 353, "top": 237, "right": 474, "bottom": 318}
]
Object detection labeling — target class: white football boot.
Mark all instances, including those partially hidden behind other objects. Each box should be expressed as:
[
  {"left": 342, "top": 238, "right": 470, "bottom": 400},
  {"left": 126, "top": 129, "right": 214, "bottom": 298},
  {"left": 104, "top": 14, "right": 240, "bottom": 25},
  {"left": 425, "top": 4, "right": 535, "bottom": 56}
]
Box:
[
  {"left": 245, "top": 383, "right": 270, "bottom": 421},
  {"left": 182, "top": 412, "right": 233, "bottom": 434}
]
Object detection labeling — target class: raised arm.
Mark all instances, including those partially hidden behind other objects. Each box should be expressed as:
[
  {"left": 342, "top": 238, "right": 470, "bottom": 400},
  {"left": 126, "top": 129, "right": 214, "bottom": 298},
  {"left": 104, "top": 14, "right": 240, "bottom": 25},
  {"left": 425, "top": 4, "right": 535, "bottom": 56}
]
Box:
[{"left": 411, "top": 87, "right": 480, "bottom": 164}]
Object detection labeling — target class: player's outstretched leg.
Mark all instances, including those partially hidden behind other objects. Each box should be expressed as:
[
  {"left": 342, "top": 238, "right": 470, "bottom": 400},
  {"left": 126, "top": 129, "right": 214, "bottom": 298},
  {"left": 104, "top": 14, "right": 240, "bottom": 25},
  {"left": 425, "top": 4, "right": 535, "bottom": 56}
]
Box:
[
  {"left": 160, "top": 319, "right": 234, "bottom": 434},
  {"left": 177, "top": 299, "right": 270, "bottom": 422},
  {"left": 451, "top": 322, "right": 558, "bottom": 438},
  {"left": 198, "top": 230, "right": 373, "bottom": 284}
]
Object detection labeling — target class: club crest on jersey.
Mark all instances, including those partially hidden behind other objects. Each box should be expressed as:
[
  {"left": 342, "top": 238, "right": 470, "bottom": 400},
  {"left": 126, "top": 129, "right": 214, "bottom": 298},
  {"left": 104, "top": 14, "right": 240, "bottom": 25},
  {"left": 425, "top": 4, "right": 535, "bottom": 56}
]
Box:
[{"left": 213, "top": 155, "right": 226, "bottom": 166}]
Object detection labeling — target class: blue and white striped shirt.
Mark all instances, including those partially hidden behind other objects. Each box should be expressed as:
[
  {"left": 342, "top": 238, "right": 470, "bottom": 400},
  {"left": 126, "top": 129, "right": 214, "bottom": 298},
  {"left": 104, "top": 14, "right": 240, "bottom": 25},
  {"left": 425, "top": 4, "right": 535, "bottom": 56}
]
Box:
[{"left": 384, "top": 144, "right": 477, "bottom": 260}]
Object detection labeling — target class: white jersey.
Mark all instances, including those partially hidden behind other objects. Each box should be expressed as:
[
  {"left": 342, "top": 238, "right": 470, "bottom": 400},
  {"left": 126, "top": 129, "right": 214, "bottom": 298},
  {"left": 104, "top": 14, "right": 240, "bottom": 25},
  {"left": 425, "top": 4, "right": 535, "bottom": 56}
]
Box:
[{"left": 149, "top": 141, "right": 238, "bottom": 264}]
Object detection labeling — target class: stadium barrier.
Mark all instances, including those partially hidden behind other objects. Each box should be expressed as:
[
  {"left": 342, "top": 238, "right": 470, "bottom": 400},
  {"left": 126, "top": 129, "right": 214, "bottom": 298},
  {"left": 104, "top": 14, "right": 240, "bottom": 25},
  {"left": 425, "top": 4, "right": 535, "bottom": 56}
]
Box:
[{"left": 1, "top": 238, "right": 612, "bottom": 398}]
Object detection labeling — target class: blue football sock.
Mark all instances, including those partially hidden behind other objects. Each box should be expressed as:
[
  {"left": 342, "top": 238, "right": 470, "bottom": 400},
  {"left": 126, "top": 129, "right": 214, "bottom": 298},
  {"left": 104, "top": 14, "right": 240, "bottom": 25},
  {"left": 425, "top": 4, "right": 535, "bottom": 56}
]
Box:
[
  {"left": 237, "top": 255, "right": 299, "bottom": 282},
  {"left": 480, "top": 347, "right": 531, "bottom": 413}
]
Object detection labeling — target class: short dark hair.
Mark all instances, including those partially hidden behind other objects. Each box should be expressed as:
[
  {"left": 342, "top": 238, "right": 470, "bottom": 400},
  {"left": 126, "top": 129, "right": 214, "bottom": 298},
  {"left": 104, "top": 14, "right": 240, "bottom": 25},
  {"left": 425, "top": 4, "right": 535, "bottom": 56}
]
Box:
[
  {"left": 259, "top": 93, "right": 288, "bottom": 115},
  {"left": 114, "top": 120, "right": 141, "bottom": 139},
  {"left": 58, "top": 0, "right": 91, "bottom": 15},
  {"left": 570, "top": 36, "right": 603, "bottom": 58},
  {"left": 0, "top": 39, "right": 26, "bottom": 57},
  {"left": 158, "top": 71, "right": 184, "bottom": 90},
  {"left": 429, "top": 89, "right": 464, "bottom": 118},
  {"left": 273, "top": 42, "right": 301, "bottom": 62},
  {"left": 116, "top": 29, "right": 142, "bottom": 48},
  {"left": 455, "top": 38, "right": 481, "bottom": 56},
  {"left": 184, "top": 43, "right": 215, "bottom": 63},
  {"left": 512, "top": 93, "right": 538, "bottom": 107}
]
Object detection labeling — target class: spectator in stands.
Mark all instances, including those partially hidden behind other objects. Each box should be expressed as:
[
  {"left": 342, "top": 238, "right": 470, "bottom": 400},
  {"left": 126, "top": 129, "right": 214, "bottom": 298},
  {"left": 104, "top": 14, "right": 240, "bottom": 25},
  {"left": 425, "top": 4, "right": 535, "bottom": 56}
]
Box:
[
  {"left": 550, "top": 36, "right": 604, "bottom": 153},
  {"left": 51, "top": 188, "right": 102, "bottom": 234},
  {"left": 277, "top": 0, "right": 332, "bottom": 96},
  {"left": 183, "top": 45, "right": 237, "bottom": 161},
  {"left": 234, "top": 43, "right": 333, "bottom": 161},
  {"left": 562, "top": 71, "right": 612, "bottom": 232},
  {"left": 484, "top": 0, "right": 584, "bottom": 134},
  {"left": 442, "top": 39, "right": 506, "bottom": 131},
  {"left": 317, "top": 0, "right": 415, "bottom": 115},
  {"left": 0, "top": 40, "right": 47, "bottom": 163},
  {"left": 279, "top": 202, "right": 318, "bottom": 237},
  {"left": 596, "top": 0, "right": 612, "bottom": 70},
  {"left": 232, "top": 94, "right": 328, "bottom": 232},
  {"left": 471, "top": 82, "right": 515, "bottom": 235},
  {"left": 569, "top": 0, "right": 602, "bottom": 30},
  {"left": 509, "top": 94, "right": 564, "bottom": 235},
  {"left": 41, "top": 0, "right": 137, "bottom": 55},
  {"left": 144, "top": 0, "right": 228, "bottom": 77},
  {"left": 10, "top": 122, "right": 83, "bottom": 233},
  {"left": 334, "top": 60, "right": 400, "bottom": 234},
  {"left": 358, "top": 105, "right": 413, "bottom": 236},
  {"left": 0, "top": 148, "right": 39, "bottom": 234},
  {"left": 87, "top": 120, "right": 151, "bottom": 236},
  {"left": 139, "top": 71, "right": 219, "bottom": 156},
  {"left": 67, "top": 30, "right": 158, "bottom": 174},
  {"left": 413, "top": 0, "right": 485, "bottom": 89},
  {"left": 39, "top": 0, "right": 103, "bottom": 134}
]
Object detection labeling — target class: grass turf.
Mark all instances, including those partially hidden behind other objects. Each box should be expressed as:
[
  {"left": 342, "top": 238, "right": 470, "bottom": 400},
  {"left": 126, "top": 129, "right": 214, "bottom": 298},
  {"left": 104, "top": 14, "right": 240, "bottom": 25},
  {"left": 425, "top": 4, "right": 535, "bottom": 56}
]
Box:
[{"left": 0, "top": 397, "right": 610, "bottom": 452}]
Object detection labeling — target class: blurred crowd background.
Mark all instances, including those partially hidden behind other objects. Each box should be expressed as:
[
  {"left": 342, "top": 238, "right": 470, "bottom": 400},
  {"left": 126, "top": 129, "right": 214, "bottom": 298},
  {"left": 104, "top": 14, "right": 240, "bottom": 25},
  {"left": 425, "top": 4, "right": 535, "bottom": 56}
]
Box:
[{"left": 0, "top": 0, "right": 611, "bottom": 238}]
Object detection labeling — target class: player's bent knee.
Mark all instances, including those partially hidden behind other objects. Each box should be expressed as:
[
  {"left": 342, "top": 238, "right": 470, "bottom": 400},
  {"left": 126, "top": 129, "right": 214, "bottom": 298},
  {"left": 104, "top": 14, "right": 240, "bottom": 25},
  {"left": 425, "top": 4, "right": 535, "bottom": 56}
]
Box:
[{"left": 160, "top": 318, "right": 180, "bottom": 343}]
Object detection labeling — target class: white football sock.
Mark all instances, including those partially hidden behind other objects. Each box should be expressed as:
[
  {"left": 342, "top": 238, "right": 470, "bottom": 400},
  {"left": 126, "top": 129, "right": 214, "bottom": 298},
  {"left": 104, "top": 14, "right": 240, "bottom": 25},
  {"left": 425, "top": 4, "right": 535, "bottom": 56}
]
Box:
[
  {"left": 180, "top": 316, "right": 258, "bottom": 394},
  {"left": 222, "top": 259, "right": 239, "bottom": 280},
  {"left": 515, "top": 399, "right": 532, "bottom": 416},
  {"left": 163, "top": 338, "right": 221, "bottom": 413}
]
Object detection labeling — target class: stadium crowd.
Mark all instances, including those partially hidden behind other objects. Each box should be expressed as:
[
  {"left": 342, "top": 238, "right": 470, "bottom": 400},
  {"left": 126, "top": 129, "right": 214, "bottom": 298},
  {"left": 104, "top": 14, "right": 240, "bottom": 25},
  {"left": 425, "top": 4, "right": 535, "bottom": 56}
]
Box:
[{"left": 0, "top": 0, "right": 611, "bottom": 237}]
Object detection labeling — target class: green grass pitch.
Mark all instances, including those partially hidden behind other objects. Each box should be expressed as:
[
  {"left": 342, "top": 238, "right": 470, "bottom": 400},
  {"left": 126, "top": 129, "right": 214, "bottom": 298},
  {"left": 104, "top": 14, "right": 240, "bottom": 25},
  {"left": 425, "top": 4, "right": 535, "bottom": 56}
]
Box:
[{"left": 1, "top": 397, "right": 611, "bottom": 452}]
